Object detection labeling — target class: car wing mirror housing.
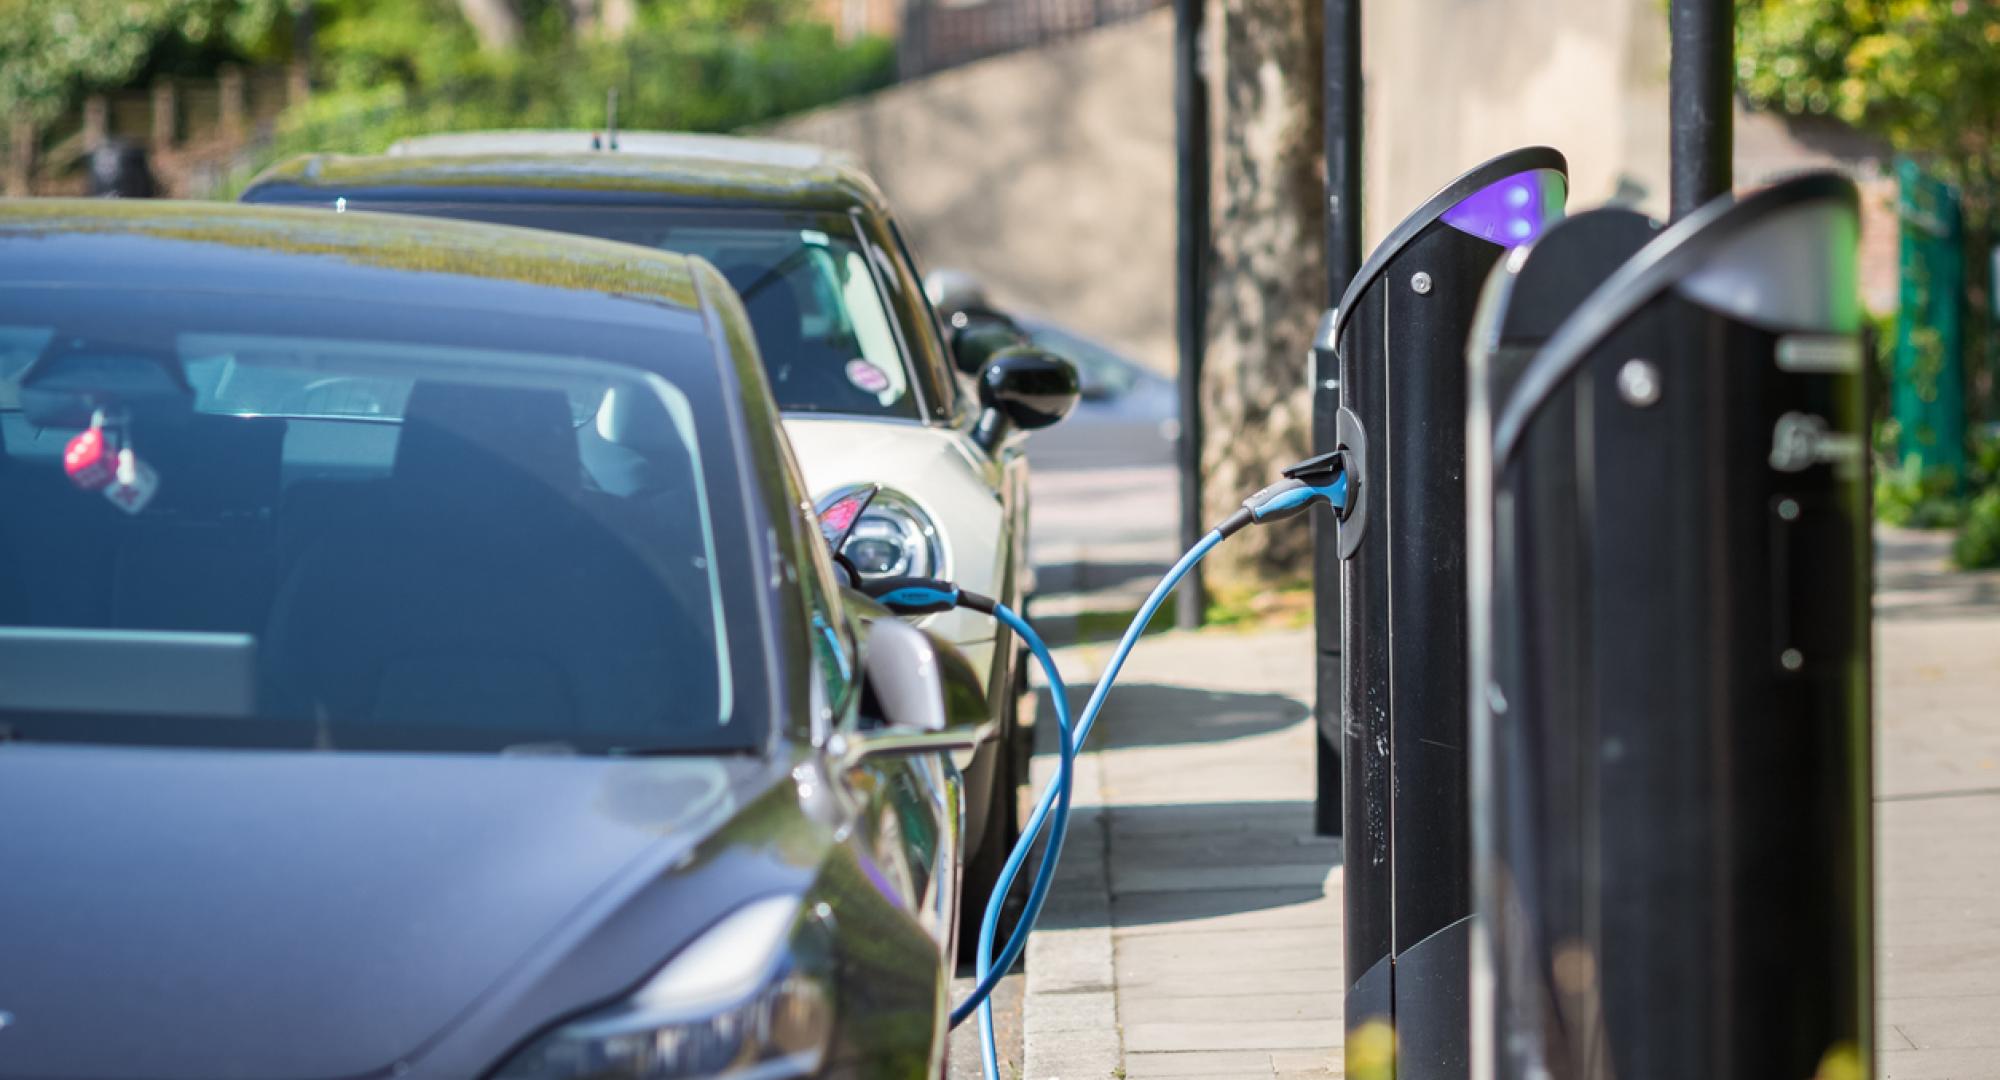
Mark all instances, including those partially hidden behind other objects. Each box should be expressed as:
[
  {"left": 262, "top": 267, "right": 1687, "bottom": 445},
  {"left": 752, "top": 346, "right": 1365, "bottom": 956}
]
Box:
[
  {"left": 948, "top": 314, "right": 1026, "bottom": 377},
  {"left": 833, "top": 618, "right": 986, "bottom": 769},
  {"left": 971, "top": 346, "right": 1080, "bottom": 454}
]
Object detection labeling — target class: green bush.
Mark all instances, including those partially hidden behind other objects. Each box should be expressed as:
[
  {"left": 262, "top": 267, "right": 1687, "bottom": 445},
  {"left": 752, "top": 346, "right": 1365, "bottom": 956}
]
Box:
[
  {"left": 1968, "top": 425, "right": 2000, "bottom": 490},
  {"left": 218, "top": 1, "right": 896, "bottom": 193},
  {"left": 1875, "top": 455, "right": 1966, "bottom": 530},
  {"left": 1953, "top": 487, "right": 2000, "bottom": 569}
]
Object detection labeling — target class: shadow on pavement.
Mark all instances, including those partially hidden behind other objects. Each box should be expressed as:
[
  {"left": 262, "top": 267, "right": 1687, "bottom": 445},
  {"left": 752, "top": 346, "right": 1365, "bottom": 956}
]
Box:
[
  {"left": 1036, "top": 799, "right": 1340, "bottom": 931},
  {"left": 1032, "top": 558, "right": 1174, "bottom": 599},
  {"left": 1034, "top": 682, "right": 1308, "bottom": 749},
  {"left": 1875, "top": 530, "right": 2000, "bottom": 621}
]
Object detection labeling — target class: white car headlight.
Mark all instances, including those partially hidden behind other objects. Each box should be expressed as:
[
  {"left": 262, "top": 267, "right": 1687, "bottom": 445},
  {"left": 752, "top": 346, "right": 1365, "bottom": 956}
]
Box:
[
  {"left": 815, "top": 486, "right": 945, "bottom": 582},
  {"left": 491, "top": 895, "right": 832, "bottom": 1080}
]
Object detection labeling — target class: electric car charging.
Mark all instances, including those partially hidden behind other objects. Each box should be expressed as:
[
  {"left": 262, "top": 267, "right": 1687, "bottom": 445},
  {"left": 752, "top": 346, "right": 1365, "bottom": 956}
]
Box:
[
  {"left": 11, "top": 0, "right": 1980, "bottom": 1075},
  {"left": 859, "top": 452, "right": 1355, "bottom": 1080}
]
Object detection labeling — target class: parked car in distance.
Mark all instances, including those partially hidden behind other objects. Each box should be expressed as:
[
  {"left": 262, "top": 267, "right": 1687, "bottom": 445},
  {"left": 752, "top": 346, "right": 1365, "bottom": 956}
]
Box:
[
  {"left": 240, "top": 133, "right": 1080, "bottom": 932},
  {"left": 0, "top": 201, "right": 984, "bottom": 1080},
  {"left": 922, "top": 270, "right": 1177, "bottom": 472},
  {"left": 1013, "top": 315, "right": 1179, "bottom": 471}
]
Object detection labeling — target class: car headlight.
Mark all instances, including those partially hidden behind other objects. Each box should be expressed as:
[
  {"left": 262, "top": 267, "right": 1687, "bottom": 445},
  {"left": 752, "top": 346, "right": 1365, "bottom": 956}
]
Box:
[
  {"left": 491, "top": 895, "right": 833, "bottom": 1080},
  {"left": 815, "top": 485, "right": 945, "bottom": 582}
]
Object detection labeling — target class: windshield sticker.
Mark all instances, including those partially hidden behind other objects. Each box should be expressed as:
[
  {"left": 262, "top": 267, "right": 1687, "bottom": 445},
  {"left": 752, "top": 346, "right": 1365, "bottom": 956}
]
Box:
[{"left": 846, "top": 358, "right": 891, "bottom": 395}]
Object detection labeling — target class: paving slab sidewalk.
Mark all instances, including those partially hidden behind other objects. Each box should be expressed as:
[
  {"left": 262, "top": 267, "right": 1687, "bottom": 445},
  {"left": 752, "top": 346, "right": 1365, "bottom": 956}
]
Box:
[
  {"left": 1020, "top": 527, "right": 2000, "bottom": 1080},
  {"left": 1023, "top": 626, "right": 1343, "bottom": 1080}
]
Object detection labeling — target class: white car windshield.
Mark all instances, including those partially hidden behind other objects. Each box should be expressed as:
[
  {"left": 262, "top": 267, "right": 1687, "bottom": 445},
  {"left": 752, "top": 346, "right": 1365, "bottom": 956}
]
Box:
[{"left": 367, "top": 203, "right": 920, "bottom": 419}]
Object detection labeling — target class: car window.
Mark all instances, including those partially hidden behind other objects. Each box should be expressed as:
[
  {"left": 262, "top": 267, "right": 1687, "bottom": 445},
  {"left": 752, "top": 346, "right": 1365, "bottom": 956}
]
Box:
[
  {"left": 877, "top": 217, "right": 964, "bottom": 419},
  {"left": 365, "top": 203, "right": 921, "bottom": 421},
  {"left": 0, "top": 289, "right": 756, "bottom": 756}
]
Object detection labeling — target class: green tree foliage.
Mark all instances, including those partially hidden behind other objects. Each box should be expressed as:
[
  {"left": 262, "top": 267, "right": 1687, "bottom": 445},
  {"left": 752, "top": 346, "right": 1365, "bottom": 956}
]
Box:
[
  {"left": 253, "top": 0, "right": 893, "bottom": 181},
  {"left": 1738, "top": 0, "right": 2000, "bottom": 196},
  {"left": 4, "top": 0, "right": 894, "bottom": 153},
  {"left": 0, "top": 0, "right": 294, "bottom": 125}
]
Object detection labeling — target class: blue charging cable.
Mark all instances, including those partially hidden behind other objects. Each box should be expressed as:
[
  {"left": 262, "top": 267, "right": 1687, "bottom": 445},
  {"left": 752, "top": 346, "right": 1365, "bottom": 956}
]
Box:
[{"left": 862, "top": 453, "right": 1350, "bottom": 1080}]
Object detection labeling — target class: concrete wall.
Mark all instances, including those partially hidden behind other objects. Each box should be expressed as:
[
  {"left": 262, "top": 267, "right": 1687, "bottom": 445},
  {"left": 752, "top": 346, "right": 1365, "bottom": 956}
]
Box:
[
  {"left": 1363, "top": 0, "right": 1896, "bottom": 309},
  {"left": 770, "top": 13, "right": 1182, "bottom": 373},
  {"left": 1363, "top": 0, "right": 1672, "bottom": 239},
  {"left": 770, "top": 0, "right": 1896, "bottom": 378}
]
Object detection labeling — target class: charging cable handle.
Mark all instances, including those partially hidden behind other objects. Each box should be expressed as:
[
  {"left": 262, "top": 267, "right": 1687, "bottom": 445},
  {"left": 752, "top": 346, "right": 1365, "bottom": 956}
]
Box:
[
  {"left": 861, "top": 578, "right": 965, "bottom": 615},
  {"left": 1219, "top": 449, "right": 1352, "bottom": 536}
]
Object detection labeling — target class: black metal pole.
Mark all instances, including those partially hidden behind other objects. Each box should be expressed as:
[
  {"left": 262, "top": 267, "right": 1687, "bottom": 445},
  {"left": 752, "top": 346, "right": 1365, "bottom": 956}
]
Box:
[
  {"left": 1669, "top": 0, "right": 1732, "bottom": 219},
  {"left": 1323, "top": 0, "right": 1361, "bottom": 296},
  {"left": 1311, "top": 0, "right": 1361, "bottom": 834},
  {"left": 1173, "top": 0, "right": 1209, "bottom": 629}
]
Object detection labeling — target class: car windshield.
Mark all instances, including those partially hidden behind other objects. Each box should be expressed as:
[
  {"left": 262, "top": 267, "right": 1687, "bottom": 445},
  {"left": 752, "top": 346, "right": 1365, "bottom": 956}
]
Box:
[
  {"left": 0, "top": 288, "right": 755, "bottom": 756},
  {"left": 365, "top": 204, "right": 918, "bottom": 420}
]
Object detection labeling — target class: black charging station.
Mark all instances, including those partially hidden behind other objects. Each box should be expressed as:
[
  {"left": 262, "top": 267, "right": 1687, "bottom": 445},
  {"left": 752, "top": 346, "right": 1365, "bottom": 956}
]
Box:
[
  {"left": 1466, "top": 173, "right": 1873, "bottom": 1080},
  {"left": 1330, "top": 146, "right": 1568, "bottom": 1077}
]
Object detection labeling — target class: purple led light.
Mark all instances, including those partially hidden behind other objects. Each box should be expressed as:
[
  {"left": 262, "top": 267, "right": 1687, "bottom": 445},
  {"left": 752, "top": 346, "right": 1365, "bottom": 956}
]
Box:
[{"left": 1440, "top": 169, "right": 1565, "bottom": 248}]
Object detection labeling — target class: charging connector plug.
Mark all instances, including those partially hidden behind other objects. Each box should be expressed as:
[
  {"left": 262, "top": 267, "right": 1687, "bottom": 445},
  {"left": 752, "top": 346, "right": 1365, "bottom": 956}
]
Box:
[
  {"left": 1217, "top": 450, "right": 1351, "bottom": 537},
  {"left": 860, "top": 577, "right": 996, "bottom": 617}
]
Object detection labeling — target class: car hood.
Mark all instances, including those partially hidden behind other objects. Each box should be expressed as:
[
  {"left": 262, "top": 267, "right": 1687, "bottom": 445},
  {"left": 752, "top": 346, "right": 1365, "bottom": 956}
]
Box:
[
  {"left": 781, "top": 415, "right": 1008, "bottom": 659},
  {"left": 0, "top": 743, "right": 774, "bottom": 1080}
]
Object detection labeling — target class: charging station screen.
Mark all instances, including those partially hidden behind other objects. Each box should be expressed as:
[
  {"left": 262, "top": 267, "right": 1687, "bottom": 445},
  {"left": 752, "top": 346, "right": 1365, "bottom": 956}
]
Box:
[{"left": 1442, "top": 169, "right": 1566, "bottom": 248}]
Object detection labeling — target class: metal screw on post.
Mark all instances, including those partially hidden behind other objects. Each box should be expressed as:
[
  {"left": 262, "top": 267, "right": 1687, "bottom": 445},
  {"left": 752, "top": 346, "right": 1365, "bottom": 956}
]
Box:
[
  {"left": 1617, "top": 359, "right": 1661, "bottom": 407},
  {"left": 1410, "top": 271, "right": 1433, "bottom": 295}
]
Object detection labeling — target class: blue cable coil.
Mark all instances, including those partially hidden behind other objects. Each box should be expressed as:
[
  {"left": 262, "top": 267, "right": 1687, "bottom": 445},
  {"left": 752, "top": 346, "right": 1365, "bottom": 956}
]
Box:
[
  {"left": 937, "top": 454, "right": 1347, "bottom": 1080},
  {"left": 954, "top": 532, "right": 1226, "bottom": 1080}
]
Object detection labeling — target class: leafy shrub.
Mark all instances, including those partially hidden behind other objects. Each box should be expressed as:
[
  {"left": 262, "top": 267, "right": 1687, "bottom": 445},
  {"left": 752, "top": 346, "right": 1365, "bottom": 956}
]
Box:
[
  {"left": 218, "top": 16, "right": 895, "bottom": 194},
  {"left": 1952, "top": 487, "right": 2000, "bottom": 569},
  {"left": 1968, "top": 424, "right": 2000, "bottom": 490},
  {"left": 1875, "top": 455, "right": 1965, "bottom": 530}
]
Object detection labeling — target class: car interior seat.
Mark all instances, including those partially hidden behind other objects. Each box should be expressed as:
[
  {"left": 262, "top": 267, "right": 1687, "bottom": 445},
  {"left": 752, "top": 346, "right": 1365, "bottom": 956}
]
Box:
[
  {"left": 723, "top": 265, "right": 880, "bottom": 414},
  {"left": 262, "top": 382, "right": 711, "bottom": 742},
  {"left": 110, "top": 413, "right": 286, "bottom": 633}
]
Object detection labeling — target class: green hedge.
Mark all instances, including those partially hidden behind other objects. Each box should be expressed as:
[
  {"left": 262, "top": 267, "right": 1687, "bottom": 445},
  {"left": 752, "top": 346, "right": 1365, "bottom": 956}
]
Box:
[{"left": 219, "top": 14, "right": 893, "bottom": 194}]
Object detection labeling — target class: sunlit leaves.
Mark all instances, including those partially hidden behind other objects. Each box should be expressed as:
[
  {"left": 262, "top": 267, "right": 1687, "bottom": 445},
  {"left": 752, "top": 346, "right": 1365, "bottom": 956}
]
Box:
[
  {"left": 1738, "top": 0, "right": 2000, "bottom": 191},
  {"left": 0, "top": 0, "right": 294, "bottom": 125}
]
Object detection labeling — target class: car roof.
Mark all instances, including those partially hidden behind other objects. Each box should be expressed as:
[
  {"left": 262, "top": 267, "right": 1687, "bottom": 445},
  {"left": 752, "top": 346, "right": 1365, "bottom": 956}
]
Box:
[
  {"left": 389, "top": 130, "right": 844, "bottom": 171},
  {"left": 246, "top": 131, "right": 890, "bottom": 215},
  {"left": 0, "top": 199, "right": 709, "bottom": 326}
]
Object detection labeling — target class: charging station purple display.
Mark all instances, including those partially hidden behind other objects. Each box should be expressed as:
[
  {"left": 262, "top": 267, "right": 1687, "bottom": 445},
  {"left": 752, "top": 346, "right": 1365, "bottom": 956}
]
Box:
[
  {"left": 1466, "top": 174, "right": 1872, "bottom": 1080},
  {"left": 1329, "top": 147, "right": 1566, "bottom": 1079}
]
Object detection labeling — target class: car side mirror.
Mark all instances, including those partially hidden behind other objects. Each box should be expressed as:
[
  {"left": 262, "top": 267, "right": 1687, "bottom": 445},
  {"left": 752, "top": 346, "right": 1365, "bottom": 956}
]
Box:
[
  {"left": 947, "top": 312, "right": 1025, "bottom": 377},
  {"left": 831, "top": 619, "right": 984, "bottom": 769},
  {"left": 971, "top": 347, "right": 1080, "bottom": 454}
]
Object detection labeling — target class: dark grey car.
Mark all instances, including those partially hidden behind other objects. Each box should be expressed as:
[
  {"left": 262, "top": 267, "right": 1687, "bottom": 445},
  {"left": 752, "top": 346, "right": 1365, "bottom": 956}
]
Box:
[{"left": 0, "top": 202, "right": 982, "bottom": 1079}]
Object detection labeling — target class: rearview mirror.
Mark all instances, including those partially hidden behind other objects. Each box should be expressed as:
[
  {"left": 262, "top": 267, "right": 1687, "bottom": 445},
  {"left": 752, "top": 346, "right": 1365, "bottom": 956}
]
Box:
[{"left": 971, "top": 347, "right": 1080, "bottom": 453}]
